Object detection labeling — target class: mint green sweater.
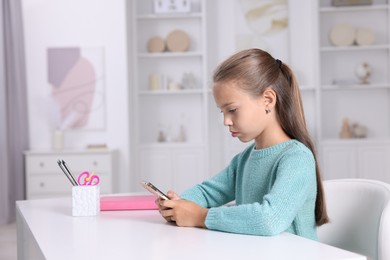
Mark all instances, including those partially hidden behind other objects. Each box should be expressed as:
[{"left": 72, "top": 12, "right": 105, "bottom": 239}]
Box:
[{"left": 181, "top": 140, "right": 317, "bottom": 240}]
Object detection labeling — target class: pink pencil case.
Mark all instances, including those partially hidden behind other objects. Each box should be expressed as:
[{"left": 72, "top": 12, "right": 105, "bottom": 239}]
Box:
[{"left": 100, "top": 195, "right": 159, "bottom": 211}]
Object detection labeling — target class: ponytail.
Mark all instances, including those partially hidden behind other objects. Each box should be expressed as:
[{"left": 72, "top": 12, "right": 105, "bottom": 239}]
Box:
[{"left": 278, "top": 63, "right": 329, "bottom": 226}]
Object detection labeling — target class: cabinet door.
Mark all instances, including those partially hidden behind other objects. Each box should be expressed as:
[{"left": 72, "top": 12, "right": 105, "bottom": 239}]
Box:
[
  {"left": 321, "top": 144, "right": 357, "bottom": 180},
  {"left": 139, "top": 148, "right": 205, "bottom": 193},
  {"left": 173, "top": 149, "right": 205, "bottom": 193},
  {"left": 139, "top": 148, "right": 173, "bottom": 193},
  {"left": 358, "top": 145, "right": 390, "bottom": 183}
]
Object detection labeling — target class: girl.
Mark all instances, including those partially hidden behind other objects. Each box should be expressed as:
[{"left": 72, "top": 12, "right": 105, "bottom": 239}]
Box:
[{"left": 157, "top": 48, "right": 329, "bottom": 240}]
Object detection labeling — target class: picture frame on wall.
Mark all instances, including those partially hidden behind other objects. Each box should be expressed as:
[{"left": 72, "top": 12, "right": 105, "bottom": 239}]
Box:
[{"left": 47, "top": 46, "right": 106, "bottom": 131}]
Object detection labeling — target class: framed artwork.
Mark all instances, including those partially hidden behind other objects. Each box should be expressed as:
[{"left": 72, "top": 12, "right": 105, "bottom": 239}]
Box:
[
  {"left": 235, "top": 0, "right": 289, "bottom": 61},
  {"left": 47, "top": 46, "right": 106, "bottom": 130}
]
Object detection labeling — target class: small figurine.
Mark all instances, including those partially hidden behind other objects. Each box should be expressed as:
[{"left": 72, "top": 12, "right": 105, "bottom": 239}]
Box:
[
  {"left": 339, "top": 118, "right": 353, "bottom": 139},
  {"left": 355, "top": 62, "right": 371, "bottom": 84}
]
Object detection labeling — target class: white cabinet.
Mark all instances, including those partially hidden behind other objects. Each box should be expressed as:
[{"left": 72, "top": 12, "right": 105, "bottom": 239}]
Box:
[
  {"left": 138, "top": 145, "right": 206, "bottom": 194},
  {"left": 129, "top": 0, "right": 210, "bottom": 191},
  {"left": 321, "top": 140, "right": 390, "bottom": 183},
  {"left": 357, "top": 144, "right": 390, "bottom": 182},
  {"left": 321, "top": 142, "right": 358, "bottom": 180},
  {"left": 24, "top": 150, "right": 116, "bottom": 199}
]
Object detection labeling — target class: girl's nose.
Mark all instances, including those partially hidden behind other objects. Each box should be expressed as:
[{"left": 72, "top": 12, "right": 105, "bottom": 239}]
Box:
[{"left": 223, "top": 115, "right": 232, "bottom": 126}]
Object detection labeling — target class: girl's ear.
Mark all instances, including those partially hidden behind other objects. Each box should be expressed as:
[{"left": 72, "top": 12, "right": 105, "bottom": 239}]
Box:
[{"left": 262, "top": 87, "right": 277, "bottom": 108}]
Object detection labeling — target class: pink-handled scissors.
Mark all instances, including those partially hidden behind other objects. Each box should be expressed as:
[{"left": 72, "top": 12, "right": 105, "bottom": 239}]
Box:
[{"left": 77, "top": 171, "right": 100, "bottom": 186}]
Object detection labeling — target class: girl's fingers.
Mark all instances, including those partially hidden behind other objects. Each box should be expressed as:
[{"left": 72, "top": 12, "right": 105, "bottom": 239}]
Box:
[
  {"left": 156, "top": 198, "right": 170, "bottom": 210},
  {"left": 160, "top": 199, "right": 176, "bottom": 209},
  {"left": 167, "top": 191, "right": 180, "bottom": 200},
  {"left": 160, "top": 208, "right": 174, "bottom": 218},
  {"left": 156, "top": 192, "right": 181, "bottom": 223}
]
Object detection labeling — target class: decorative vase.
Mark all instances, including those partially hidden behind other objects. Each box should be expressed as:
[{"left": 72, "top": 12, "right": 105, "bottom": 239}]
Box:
[{"left": 52, "top": 130, "right": 64, "bottom": 150}]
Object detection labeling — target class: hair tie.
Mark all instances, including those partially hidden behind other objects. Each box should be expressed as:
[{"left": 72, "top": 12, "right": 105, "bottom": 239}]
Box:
[{"left": 275, "top": 59, "right": 282, "bottom": 68}]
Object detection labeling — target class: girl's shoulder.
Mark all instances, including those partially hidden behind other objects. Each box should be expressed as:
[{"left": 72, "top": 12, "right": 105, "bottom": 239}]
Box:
[
  {"left": 285, "top": 140, "right": 313, "bottom": 155},
  {"left": 280, "top": 140, "right": 315, "bottom": 163}
]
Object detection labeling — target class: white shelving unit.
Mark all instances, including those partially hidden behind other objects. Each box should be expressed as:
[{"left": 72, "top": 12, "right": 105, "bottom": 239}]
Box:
[
  {"left": 317, "top": 0, "right": 390, "bottom": 183},
  {"left": 130, "top": 0, "right": 209, "bottom": 193}
]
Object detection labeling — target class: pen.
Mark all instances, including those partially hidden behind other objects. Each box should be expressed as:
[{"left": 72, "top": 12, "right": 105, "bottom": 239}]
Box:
[
  {"left": 61, "top": 160, "right": 78, "bottom": 186},
  {"left": 57, "top": 160, "right": 75, "bottom": 186},
  {"left": 57, "top": 160, "right": 78, "bottom": 186}
]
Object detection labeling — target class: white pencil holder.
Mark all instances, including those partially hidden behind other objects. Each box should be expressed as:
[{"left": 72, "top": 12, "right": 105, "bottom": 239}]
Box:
[{"left": 72, "top": 186, "right": 100, "bottom": 217}]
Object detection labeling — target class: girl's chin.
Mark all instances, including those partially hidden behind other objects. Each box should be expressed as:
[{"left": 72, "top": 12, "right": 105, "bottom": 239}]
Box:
[{"left": 237, "top": 136, "right": 252, "bottom": 143}]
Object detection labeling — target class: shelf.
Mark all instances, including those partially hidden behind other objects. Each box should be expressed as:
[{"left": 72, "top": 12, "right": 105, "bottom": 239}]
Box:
[
  {"left": 139, "top": 89, "right": 203, "bottom": 95},
  {"left": 137, "top": 13, "right": 202, "bottom": 20},
  {"left": 139, "top": 142, "right": 205, "bottom": 149},
  {"left": 24, "top": 149, "right": 113, "bottom": 155},
  {"left": 320, "top": 44, "right": 390, "bottom": 52},
  {"left": 321, "top": 83, "right": 390, "bottom": 90},
  {"left": 137, "top": 52, "right": 203, "bottom": 58},
  {"left": 319, "top": 4, "right": 388, "bottom": 13},
  {"left": 320, "top": 138, "right": 390, "bottom": 145}
]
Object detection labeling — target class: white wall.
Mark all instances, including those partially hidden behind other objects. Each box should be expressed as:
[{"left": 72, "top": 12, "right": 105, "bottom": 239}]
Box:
[{"left": 22, "top": 0, "right": 131, "bottom": 192}]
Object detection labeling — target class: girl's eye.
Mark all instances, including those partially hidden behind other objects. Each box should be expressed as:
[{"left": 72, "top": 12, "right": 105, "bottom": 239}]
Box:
[{"left": 219, "top": 108, "right": 237, "bottom": 113}]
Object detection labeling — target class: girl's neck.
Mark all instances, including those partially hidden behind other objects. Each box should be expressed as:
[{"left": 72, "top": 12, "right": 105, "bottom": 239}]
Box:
[{"left": 254, "top": 125, "right": 291, "bottom": 150}]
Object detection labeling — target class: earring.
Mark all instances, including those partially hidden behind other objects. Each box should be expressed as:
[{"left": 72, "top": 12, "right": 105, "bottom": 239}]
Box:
[{"left": 265, "top": 108, "right": 271, "bottom": 114}]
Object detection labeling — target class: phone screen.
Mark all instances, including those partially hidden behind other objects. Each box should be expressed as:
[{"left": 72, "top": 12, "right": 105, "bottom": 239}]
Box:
[{"left": 140, "top": 181, "right": 169, "bottom": 200}]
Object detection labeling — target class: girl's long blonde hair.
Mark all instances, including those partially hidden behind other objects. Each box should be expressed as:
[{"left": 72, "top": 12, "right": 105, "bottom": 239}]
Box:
[{"left": 213, "top": 48, "right": 329, "bottom": 226}]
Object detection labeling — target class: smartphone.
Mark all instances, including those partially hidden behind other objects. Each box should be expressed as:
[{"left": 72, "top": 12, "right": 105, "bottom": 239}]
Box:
[{"left": 140, "top": 181, "right": 169, "bottom": 200}]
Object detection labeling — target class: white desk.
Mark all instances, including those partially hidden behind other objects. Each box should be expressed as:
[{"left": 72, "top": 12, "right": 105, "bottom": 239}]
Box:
[{"left": 16, "top": 197, "right": 366, "bottom": 260}]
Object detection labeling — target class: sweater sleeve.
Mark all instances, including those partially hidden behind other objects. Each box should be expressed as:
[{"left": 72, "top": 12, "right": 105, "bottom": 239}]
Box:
[
  {"left": 180, "top": 155, "right": 239, "bottom": 208},
  {"left": 204, "top": 151, "right": 316, "bottom": 236}
]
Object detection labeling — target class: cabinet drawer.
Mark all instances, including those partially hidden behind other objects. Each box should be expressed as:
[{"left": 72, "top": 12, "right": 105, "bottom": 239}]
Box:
[
  {"left": 28, "top": 175, "right": 71, "bottom": 195},
  {"left": 26, "top": 154, "right": 112, "bottom": 174},
  {"left": 27, "top": 174, "right": 112, "bottom": 197}
]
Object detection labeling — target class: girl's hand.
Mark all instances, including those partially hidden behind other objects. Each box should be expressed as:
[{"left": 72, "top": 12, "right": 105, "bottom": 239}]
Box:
[
  {"left": 156, "top": 191, "right": 181, "bottom": 222},
  {"left": 159, "top": 199, "right": 208, "bottom": 228}
]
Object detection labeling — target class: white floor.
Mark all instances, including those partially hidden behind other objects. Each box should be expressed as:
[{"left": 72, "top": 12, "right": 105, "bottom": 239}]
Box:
[{"left": 0, "top": 222, "right": 17, "bottom": 260}]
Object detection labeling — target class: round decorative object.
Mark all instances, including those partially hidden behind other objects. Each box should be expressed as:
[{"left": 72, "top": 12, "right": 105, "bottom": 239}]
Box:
[
  {"left": 147, "top": 36, "right": 165, "bottom": 53},
  {"left": 329, "top": 23, "right": 355, "bottom": 47},
  {"left": 356, "top": 28, "right": 375, "bottom": 46},
  {"left": 166, "top": 30, "right": 190, "bottom": 52}
]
